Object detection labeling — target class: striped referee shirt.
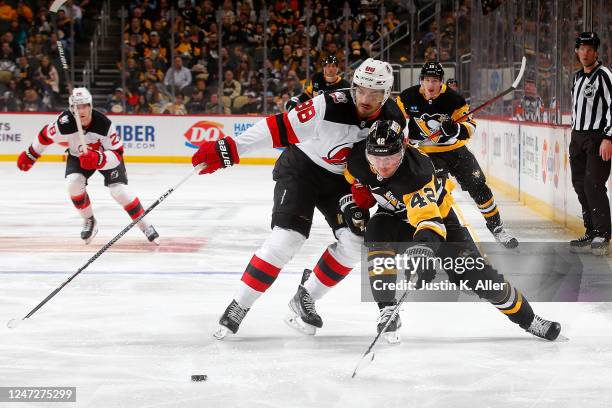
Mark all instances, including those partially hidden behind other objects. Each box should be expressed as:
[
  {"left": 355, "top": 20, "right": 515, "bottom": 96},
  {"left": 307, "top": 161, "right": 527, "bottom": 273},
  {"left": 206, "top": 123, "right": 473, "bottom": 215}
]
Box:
[{"left": 571, "top": 62, "right": 612, "bottom": 139}]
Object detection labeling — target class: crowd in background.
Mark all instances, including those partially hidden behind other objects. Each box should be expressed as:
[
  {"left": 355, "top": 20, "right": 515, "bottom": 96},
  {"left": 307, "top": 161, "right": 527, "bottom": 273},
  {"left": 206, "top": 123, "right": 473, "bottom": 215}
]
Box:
[
  {"left": 0, "top": 0, "right": 475, "bottom": 115},
  {"left": 0, "top": 0, "right": 91, "bottom": 112}
]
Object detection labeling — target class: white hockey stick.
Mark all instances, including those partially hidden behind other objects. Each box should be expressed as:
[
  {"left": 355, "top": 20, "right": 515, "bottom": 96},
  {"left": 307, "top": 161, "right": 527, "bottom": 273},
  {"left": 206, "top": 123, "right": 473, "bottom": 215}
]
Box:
[
  {"left": 7, "top": 163, "right": 206, "bottom": 329},
  {"left": 50, "top": 1, "right": 68, "bottom": 13},
  {"left": 417, "top": 56, "right": 527, "bottom": 146}
]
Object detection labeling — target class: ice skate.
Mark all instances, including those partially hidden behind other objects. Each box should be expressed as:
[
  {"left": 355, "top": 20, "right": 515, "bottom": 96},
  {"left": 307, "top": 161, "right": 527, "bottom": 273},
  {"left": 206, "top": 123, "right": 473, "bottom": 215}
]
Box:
[
  {"left": 81, "top": 216, "right": 98, "bottom": 244},
  {"left": 285, "top": 284, "right": 322, "bottom": 335},
  {"left": 491, "top": 225, "right": 519, "bottom": 249},
  {"left": 377, "top": 304, "right": 402, "bottom": 344},
  {"left": 143, "top": 225, "right": 160, "bottom": 245},
  {"left": 213, "top": 299, "right": 250, "bottom": 340},
  {"left": 590, "top": 237, "right": 610, "bottom": 256},
  {"left": 569, "top": 233, "right": 593, "bottom": 253},
  {"left": 522, "top": 315, "right": 561, "bottom": 341}
]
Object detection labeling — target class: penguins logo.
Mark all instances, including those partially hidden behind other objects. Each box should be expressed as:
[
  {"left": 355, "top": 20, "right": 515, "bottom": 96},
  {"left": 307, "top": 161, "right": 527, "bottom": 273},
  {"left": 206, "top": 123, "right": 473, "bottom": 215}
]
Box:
[{"left": 414, "top": 113, "right": 445, "bottom": 142}]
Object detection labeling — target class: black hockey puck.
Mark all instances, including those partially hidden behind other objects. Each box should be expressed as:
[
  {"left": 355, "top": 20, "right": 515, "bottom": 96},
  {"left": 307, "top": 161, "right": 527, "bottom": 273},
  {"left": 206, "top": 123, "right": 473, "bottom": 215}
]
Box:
[{"left": 191, "top": 375, "right": 207, "bottom": 382}]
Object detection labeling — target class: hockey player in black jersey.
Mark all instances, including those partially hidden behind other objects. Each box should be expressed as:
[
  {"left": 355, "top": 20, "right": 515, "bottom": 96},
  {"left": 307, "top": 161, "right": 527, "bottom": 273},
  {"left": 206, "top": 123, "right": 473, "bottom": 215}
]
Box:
[
  {"left": 285, "top": 55, "right": 351, "bottom": 112},
  {"left": 343, "top": 120, "right": 561, "bottom": 343},
  {"left": 397, "top": 62, "right": 518, "bottom": 249},
  {"left": 17, "top": 87, "right": 159, "bottom": 245},
  {"left": 191, "top": 58, "right": 405, "bottom": 338}
]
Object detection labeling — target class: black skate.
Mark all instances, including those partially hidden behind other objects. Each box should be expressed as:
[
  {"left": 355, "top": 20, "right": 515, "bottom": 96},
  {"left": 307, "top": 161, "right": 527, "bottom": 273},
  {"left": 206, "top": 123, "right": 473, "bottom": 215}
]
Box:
[
  {"left": 285, "top": 278, "right": 322, "bottom": 336},
  {"left": 144, "top": 225, "right": 160, "bottom": 245},
  {"left": 377, "top": 304, "right": 402, "bottom": 344},
  {"left": 522, "top": 315, "right": 561, "bottom": 341},
  {"left": 491, "top": 225, "right": 519, "bottom": 249},
  {"left": 590, "top": 237, "right": 610, "bottom": 256},
  {"left": 569, "top": 233, "right": 593, "bottom": 253},
  {"left": 81, "top": 216, "right": 98, "bottom": 244},
  {"left": 213, "top": 299, "right": 250, "bottom": 340}
]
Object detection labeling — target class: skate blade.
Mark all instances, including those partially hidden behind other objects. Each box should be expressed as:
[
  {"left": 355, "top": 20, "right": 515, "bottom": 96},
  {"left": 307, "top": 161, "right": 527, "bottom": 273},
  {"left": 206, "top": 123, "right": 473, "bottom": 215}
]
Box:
[
  {"left": 213, "top": 325, "right": 231, "bottom": 340},
  {"left": 591, "top": 248, "right": 610, "bottom": 256},
  {"left": 284, "top": 311, "right": 317, "bottom": 335},
  {"left": 382, "top": 331, "right": 401, "bottom": 344},
  {"left": 352, "top": 351, "right": 375, "bottom": 378},
  {"left": 569, "top": 246, "right": 592, "bottom": 254},
  {"left": 555, "top": 334, "right": 570, "bottom": 342},
  {"left": 151, "top": 237, "right": 160, "bottom": 246},
  {"left": 83, "top": 227, "right": 99, "bottom": 245}
]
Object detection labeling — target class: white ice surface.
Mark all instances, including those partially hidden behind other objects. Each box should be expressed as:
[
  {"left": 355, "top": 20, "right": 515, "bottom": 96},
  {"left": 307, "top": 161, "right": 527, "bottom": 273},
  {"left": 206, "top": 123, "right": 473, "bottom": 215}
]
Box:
[{"left": 1, "top": 162, "right": 611, "bottom": 408}]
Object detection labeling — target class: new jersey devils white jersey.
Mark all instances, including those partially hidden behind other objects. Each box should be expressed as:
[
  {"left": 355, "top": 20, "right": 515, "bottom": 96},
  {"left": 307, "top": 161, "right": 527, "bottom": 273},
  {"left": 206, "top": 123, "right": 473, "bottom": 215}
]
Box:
[
  {"left": 235, "top": 90, "right": 406, "bottom": 174},
  {"left": 31, "top": 109, "right": 122, "bottom": 162}
]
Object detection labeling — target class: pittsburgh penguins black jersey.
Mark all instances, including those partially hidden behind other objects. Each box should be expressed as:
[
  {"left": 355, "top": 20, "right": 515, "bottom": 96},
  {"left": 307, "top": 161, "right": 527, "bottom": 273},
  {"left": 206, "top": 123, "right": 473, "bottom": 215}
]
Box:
[
  {"left": 298, "top": 72, "right": 351, "bottom": 103},
  {"left": 396, "top": 84, "right": 476, "bottom": 153},
  {"left": 345, "top": 140, "right": 455, "bottom": 241}
]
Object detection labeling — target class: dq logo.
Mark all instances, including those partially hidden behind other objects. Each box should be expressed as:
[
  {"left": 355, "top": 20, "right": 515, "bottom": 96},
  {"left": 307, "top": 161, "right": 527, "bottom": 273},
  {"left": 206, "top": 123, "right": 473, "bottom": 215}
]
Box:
[{"left": 184, "top": 121, "right": 227, "bottom": 149}]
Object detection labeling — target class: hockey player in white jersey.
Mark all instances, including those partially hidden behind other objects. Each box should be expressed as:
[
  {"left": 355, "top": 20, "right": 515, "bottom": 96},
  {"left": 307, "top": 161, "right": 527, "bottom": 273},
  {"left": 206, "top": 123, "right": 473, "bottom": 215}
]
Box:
[
  {"left": 191, "top": 59, "right": 405, "bottom": 338},
  {"left": 17, "top": 87, "right": 159, "bottom": 245}
]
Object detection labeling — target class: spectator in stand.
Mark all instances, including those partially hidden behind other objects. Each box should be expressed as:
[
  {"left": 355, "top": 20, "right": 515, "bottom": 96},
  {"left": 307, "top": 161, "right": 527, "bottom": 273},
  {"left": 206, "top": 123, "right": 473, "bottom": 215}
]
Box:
[
  {"left": 164, "top": 55, "right": 192, "bottom": 92},
  {"left": 206, "top": 92, "right": 229, "bottom": 114},
  {"left": 22, "top": 88, "right": 44, "bottom": 112},
  {"left": 38, "top": 55, "right": 59, "bottom": 106},
  {"left": 186, "top": 89, "right": 206, "bottom": 114},
  {"left": 106, "top": 87, "right": 127, "bottom": 113},
  {"left": 161, "top": 92, "right": 187, "bottom": 114},
  {"left": 222, "top": 69, "right": 241, "bottom": 105},
  {"left": 0, "top": 1, "right": 17, "bottom": 23},
  {"left": 16, "top": 1, "right": 33, "bottom": 24},
  {"left": 15, "top": 55, "right": 33, "bottom": 82},
  {"left": 125, "top": 33, "right": 145, "bottom": 61},
  {"left": 139, "top": 57, "right": 163, "bottom": 86},
  {"left": 144, "top": 31, "right": 168, "bottom": 70},
  {"left": 237, "top": 91, "right": 262, "bottom": 114}
]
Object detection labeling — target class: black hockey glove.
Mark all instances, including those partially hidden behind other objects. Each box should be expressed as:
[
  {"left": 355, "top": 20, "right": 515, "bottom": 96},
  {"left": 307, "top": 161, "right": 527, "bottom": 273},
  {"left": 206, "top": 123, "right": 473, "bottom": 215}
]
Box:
[
  {"left": 439, "top": 115, "right": 460, "bottom": 142},
  {"left": 284, "top": 96, "right": 300, "bottom": 112},
  {"left": 404, "top": 244, "right": 437, "bottom": 287},
  {"left": 339, "top": 194, "right": 370, "bottom": 236}
]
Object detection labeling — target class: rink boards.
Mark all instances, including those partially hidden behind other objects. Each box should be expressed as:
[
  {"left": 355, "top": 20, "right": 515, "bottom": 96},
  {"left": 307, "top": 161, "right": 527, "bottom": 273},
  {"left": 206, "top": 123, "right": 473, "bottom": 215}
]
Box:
[{"left": 0, "top": 112, "right": 607, "bottom": 234}]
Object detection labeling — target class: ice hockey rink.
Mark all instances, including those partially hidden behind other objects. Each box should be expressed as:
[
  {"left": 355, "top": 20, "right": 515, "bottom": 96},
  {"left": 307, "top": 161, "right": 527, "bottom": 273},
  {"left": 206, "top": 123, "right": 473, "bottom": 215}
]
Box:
[{"left": 1, "top": 162, "right": 611, "bottom": 408}]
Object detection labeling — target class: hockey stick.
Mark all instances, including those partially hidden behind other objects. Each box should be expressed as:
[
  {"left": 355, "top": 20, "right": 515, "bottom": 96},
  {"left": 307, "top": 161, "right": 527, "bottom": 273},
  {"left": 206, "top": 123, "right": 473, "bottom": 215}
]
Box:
[
  {"left": 351, "top": 288, "right": 410, "bottom": 378},
  {"left": 417, "top": 56, "right": 527, "bottom": 146},
  {"left": 7, "top": 163, "right": 205, "bottom": 329},
  {"left": 50, "top": 1, "right": 68, "bottom": 13},
  {"left": 55, "top": 25, "right": 87, "bottom": 153}
]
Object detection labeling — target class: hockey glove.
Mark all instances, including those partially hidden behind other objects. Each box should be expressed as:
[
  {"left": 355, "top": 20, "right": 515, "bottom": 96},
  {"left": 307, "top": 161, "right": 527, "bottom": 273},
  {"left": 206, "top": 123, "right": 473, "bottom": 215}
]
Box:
[
  {"left": 17, "top": 146, "right": 40, "bottom": 171},
  {"left": 351, "top": 182, "right": 376, "bottom": 210},
  {"left": 438, "top": 114, "right": 460, "bottom": 143},
  {"left": 79, "top": 149, "right": 107, "bottom": 170},
  {"left": 339, "top": 194, "right": 370, "bottom": 236},
  {"left": 191, "top": 136, "right": 240, "bottom": 175},
  {"left": 284, "top": 96, "right": 300, "bottom": 112},
  {"left": 405, "top": 244, "right": 437, "bottom": 287}
]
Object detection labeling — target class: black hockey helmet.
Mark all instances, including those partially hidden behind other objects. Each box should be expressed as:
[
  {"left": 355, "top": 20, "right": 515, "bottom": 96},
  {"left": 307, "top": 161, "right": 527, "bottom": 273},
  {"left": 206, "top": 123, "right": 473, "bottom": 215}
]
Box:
[
  {"left": 322, "top": 55, "right": 339, "bottom": 66},
  {"left": 366, "top": 120, "right": 404, "bottom": 156},
  {"left": 575, "top": 31, "right": 600, "bottom": 49},
  {"left": 446, "top": 78, "right": 457, "bottom": 86},
  {"left": 420, "top": 61, "right": 444, "bottom": 80}
]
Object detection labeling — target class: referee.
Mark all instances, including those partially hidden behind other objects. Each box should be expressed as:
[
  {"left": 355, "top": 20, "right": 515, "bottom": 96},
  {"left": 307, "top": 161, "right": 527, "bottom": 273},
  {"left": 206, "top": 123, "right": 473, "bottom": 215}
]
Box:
[{"left": 569, "top": 32, "right": 612, "bottom": 256}]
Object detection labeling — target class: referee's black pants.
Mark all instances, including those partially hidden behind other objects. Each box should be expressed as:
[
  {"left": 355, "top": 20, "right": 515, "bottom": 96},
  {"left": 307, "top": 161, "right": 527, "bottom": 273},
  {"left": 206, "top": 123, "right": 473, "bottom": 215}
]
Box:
[{"left": 569, "top": 130, "right": 611, "bottom": 239}]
